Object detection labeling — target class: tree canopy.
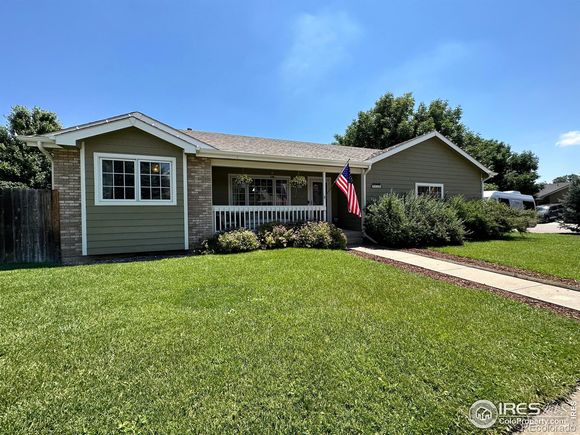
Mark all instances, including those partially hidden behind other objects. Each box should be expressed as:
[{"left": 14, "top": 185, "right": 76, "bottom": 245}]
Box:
[
  {"left": 0, "top": 106, "right": 61, "bottom": 189},
  {"left": 553, "top": 174, "right": 579, "bottom": 184},
  {"left": 335, "top": 92, "right": 541, "bottom": 194}
]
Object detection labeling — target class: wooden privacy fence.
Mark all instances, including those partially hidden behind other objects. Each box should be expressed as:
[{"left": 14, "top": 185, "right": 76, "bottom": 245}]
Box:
[{"left": 0, "top": 189, "right": 60, "bottom": 263}]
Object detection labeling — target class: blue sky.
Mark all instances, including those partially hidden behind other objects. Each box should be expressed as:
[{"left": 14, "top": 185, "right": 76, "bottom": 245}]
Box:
[{"left": 2, "top": 0, "right": 579, "bottom": 182}]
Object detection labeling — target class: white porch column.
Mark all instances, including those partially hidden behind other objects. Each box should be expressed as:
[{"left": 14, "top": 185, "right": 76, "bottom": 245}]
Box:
[
  {"left": 361, "top": 170, "right": 367, "bottom": 231},
  {"left": 362, "top": 171, "right": 367, "bottom": 210},
  {"left": 322, "top": 171, "right": 327, "bottom": 221}
]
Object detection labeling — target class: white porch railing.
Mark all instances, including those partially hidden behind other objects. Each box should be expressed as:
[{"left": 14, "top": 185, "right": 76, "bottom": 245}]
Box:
[{"left": 212, "top": 205, "right": 326, "bottom": 232}]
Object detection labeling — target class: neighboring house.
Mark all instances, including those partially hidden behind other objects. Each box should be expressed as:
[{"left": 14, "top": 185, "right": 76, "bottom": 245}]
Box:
[
  {"left": 19, "top": 112, "right": 495, "bottom": 262},
  {"left": 535, "top": 182, "right": 570, "bottom": 205}
]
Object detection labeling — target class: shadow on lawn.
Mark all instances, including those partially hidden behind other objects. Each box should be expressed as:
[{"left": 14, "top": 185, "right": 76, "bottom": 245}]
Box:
[{"left": 0, "top": 262, "right": 61, "bottom": 272}]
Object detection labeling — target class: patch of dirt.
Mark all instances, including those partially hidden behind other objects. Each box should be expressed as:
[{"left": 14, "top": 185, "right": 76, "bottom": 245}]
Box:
[
  {"left": 405, "top": 248, "right": 580, "bottom": 291},
  {"left": 350, "top": 250, "right": 580, "bottom": 321}
]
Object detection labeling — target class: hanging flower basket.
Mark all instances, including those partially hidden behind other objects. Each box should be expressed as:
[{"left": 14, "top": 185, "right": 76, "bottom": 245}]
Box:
[
  {"left": 289, "top": 175, "right": 307, "bottom": 189},
  {"left": 233, "top": 174, "right": 254, "bottom": 186}
]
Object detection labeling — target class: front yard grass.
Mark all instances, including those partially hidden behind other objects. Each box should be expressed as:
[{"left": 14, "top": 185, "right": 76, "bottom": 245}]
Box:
[
  {"left": 431, "top": 233, "right": 580, "bottom": 281},
  {"left": 1, "top": 249, "right": 579, "bottom": 433}
]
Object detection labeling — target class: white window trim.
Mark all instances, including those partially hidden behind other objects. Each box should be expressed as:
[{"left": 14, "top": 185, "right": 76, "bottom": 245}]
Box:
[
  {"left": 415, "top": 182, "right": 444, "bottom": 199},
  {"left": 94, "top": 152, "right": 177, "bottom": 206},
  {"left": 227, "top": 174, "right": 291, "bottom": 206}
]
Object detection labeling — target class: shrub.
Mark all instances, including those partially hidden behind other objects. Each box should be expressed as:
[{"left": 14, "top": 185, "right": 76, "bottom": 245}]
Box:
[
  {"left": 293, "top": 221, "right": 347, "bottom": 249},
  {"left": 203, "top": 229, "right": 260, "bottom": 254},
  {"left": 257, "top": 222, "right": 295, "bottom": 249},
  {"left": 561, "top": 180, "right": 580, "bottom": 232},
  {"left": 364, "top": 193, "right": 464, "bottom": 248},
  {"left": 202, "top": 221, "right": 346, "bottom": 254},
  {"left": 450, "top": 197, "right": 535, "bottom": 240}
]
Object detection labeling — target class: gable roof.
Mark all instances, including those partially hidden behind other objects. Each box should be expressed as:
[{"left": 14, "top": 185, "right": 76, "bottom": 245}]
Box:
[
  {"left": 182, "top": 129, "right": 380, "bottom": 162},
  {"left": 17, "top": 112, "right": 494, "bottom": 175},
  {"left": 535, "top": 182, "right": 570, "bottom": 199},
  {"left": 367, "top": 131, "right": 495, "bottom": 176},
  {"left": 17, "top": 112, "right": 212, "bottom": 153}
]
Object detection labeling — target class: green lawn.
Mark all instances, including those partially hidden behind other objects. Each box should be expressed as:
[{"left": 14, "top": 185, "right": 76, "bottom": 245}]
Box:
[
  {"left": 1, "top": 250, "right": 578, "bottom": 433},
  {"left": 432, "top": 233, "right": 580, "bottom": 281}
]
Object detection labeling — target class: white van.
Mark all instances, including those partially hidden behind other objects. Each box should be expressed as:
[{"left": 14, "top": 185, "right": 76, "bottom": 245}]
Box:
[{"left": 483, "top": 191, "right": 536, "bottom": 210}]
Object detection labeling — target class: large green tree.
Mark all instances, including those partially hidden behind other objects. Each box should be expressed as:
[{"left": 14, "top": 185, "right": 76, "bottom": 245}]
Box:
[
  {"left": 335, "top": 92, "right": 541, "bottom": 194},
  {"left": 0, "top": 106, "right": 61, "bottom": 189},
  {"left": 553, "top": 174, "right": 579, "bottom": 183}
]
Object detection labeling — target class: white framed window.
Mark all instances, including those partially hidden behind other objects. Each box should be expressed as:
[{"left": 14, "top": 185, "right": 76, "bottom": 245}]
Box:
[
  {"left": 415, "top": 182, "right": 444, "bottom": 199},
  {"left": 94, "top": 152, "right": 177, "bottom": 206},
  {"left": 228, "top": 174, "right": 290, "bottom": 206}
]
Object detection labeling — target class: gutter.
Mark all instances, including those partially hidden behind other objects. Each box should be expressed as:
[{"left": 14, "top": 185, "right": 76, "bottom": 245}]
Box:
[
  {"left": 17, "top": 134, "right": 61, "bottom": 149},
  {"left": 483, "top": 171, "right": 498, "bottom": 181},
  {"left": 196, "top": 148, "right": 370, "bottom": 169}
]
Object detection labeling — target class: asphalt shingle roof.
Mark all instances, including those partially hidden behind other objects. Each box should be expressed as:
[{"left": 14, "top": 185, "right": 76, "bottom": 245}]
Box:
[
  {"left": 181, "top": 129, "right": 383, "bottom": 162},
  {"left": 535, "top": 182, "right": 570, "bottom": 198}
]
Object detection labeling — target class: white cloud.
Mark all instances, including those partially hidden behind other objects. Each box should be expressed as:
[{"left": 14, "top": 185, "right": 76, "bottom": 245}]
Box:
[
  {"left": 556, "top": 131, "right": 580, "bottom": 147},
  {"left": 280, "top": 11, "right": 360, "bottom": 86}
]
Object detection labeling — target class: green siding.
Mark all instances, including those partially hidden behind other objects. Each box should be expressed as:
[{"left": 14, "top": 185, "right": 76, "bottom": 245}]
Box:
[
  {"left": 84, "top": 127, "right": 185, "bottom": 255},
  {"left": 366, "top": 137, "right": 484, "bottom": 203}
]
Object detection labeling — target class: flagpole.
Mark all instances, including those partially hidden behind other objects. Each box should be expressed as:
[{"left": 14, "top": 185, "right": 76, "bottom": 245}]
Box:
[{"left": 327, "top": 159, "right": 350, "bottom": 196}]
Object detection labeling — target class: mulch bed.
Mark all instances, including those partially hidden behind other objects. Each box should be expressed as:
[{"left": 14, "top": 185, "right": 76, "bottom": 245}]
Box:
[
  {"left": 405, "top": 248, "right": 580, "bottom": 291},
  {"left": 350, "top": 250, "right": 580, "bottom": 321}
]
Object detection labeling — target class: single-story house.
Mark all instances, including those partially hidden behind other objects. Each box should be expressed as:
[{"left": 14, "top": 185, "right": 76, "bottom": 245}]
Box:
[
  {"left": 19, "top": 112, "right": 495, "bottom": 262},
  {"left": 534, "top": 182, "right": 570, "bottom": 205}
]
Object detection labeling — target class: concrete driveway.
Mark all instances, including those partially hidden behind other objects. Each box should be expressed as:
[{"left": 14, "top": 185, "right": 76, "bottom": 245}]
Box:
[{"left": 528, "top": 222, "right": 574, "bottom": 234}]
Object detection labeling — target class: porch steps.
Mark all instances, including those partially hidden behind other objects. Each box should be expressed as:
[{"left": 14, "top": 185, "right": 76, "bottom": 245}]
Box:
[{"left": 342, "top": 230, "right": 364, "bottom": 247}]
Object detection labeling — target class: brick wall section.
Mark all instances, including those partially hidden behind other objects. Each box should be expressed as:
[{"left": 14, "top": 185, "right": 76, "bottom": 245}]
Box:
[
  {"left": 187, "top": 156, "right": 213, "bottom": 246},
  {"left": 52, "top": 148, "right": 82, "bottom": 262}
]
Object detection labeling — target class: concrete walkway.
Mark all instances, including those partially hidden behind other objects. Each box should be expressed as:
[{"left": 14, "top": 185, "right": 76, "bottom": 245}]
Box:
[
  {"left": 353, "top": 247, "right": 580, "bottom": 311},
  {"left": 528, "top": 222, "right": 574, "bottom": 234},
  {"left": 519, "top": 388, "right": 579, "bottom": 434}
]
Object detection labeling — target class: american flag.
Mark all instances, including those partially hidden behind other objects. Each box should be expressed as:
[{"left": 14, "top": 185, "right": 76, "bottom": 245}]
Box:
[{"left": 335, "top": 162, "right": 361, "bottom": 217}]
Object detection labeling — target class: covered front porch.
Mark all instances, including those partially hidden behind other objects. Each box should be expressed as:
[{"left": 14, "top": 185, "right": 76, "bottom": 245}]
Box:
[{"left": 210, "top": 162, "right": 364, "bottom": 233}]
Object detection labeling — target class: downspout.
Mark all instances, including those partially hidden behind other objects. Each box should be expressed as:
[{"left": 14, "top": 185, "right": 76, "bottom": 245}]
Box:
[
  {"left": 360, "top": 163, "right": 379, "bottom": 245},
  {"left": 481, "top": 171, "right": 498, "bottom": 198},
  {"left": 37, "top": 141, "right": 54, "bottom": 188}
]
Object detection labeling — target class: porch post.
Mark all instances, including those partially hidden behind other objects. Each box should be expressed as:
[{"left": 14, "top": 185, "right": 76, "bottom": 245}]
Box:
[
  {"left": 361, "top": 170, "right": 367, "bottom": 231},
  {"left": 322, "top": 171, "right": 327, "bottom": 221}
]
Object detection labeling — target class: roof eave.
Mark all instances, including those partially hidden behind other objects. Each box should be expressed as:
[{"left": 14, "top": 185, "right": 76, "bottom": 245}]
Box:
[
  {"left": 17, "top": 135, "right": 63, "bottom": 148},
  {"left": 197, "top": 148, "right": 370, "bottom": 168},
  {"left": 17, "top": 112, "right": 215, "bottom": 153},
  {"left": 535, "top": 184, "right": 569, "bottom": 199}
]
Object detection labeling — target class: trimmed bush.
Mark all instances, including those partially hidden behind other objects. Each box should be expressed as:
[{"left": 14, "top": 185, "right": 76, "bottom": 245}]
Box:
[
  {"left": 450, "top": 196, "right": 536, "bottom": 240},
  {"left": 257, "top": 222, "right": 295, "bottom": 249},
  {"left": 364, "top": 193, "right": 464, "bottom": 248},
  {"left": 293, "top": 221, "right": 347, "bottom": 249},
  {"left": 202, "top": 221, "right": 346, "bottom": 254},
  {"left": 203, "top": 229, "right": 260, "bottom": 254}
]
